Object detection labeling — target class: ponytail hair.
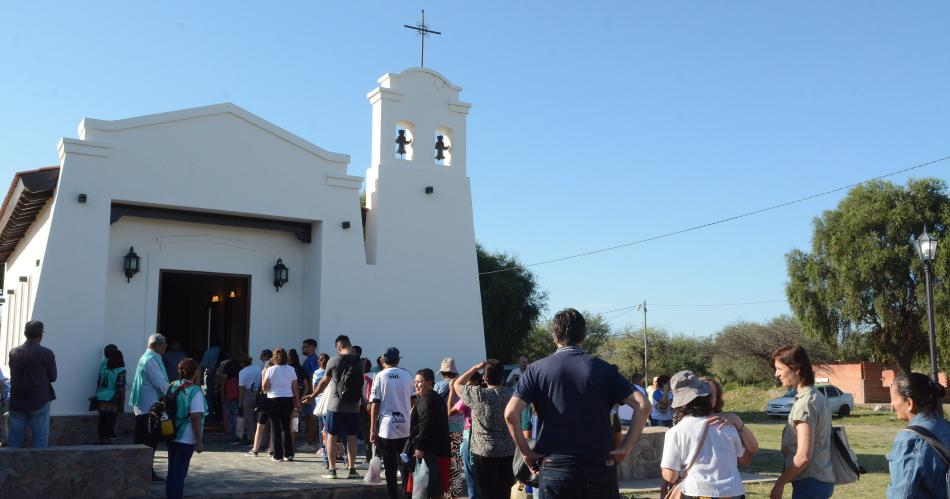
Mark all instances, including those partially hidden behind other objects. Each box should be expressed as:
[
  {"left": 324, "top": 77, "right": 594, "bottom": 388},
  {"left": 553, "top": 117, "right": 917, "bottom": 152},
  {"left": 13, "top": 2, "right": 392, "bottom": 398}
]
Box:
[{"left": 893, "top": 372, "right": 946, "bottom": 418}]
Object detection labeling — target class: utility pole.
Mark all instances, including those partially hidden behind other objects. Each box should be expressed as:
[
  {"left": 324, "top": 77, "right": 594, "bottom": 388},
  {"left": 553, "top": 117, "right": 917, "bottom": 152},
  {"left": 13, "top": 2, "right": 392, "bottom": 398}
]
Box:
[{"left": 636, "top": 301, "right": 647, "bottom": 382}]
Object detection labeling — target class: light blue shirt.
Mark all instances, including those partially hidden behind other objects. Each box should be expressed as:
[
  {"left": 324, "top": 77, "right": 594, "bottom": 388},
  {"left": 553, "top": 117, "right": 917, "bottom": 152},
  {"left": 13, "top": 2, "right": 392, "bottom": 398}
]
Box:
[
  {"left": 0, "top": 366, "right": 8, "bottom": 400},
  {"left": 200, "top": 346, "right": 220, "bottom": 370},
  {"left": 887, "top": 412, "right": 950, "bottom": 499}
]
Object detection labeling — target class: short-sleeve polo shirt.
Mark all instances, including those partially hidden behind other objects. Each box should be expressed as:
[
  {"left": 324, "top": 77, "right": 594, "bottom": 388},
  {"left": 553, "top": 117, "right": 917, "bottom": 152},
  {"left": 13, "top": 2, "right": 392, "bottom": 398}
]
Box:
[{"left": 514, "top": 346, "right": 634, "bottom": 456}]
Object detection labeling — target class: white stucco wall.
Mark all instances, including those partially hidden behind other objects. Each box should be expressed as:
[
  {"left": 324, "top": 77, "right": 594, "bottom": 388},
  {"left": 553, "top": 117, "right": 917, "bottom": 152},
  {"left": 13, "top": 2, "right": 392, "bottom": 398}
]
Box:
[
  {"left": 22, "top": 67, "right": 485, "bottom": 415},
  {"left": 0, "top": 200, "right": 53, "bottom": 368},
  {"left": 104, "top": 217, "right": 309, "bottom": 383}
]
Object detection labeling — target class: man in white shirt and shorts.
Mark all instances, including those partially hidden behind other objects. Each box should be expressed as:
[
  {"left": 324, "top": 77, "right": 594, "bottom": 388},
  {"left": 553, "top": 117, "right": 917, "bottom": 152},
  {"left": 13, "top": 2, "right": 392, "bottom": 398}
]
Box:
[{"left": 369, "top": 347, "right": 416, "bottom": 499}]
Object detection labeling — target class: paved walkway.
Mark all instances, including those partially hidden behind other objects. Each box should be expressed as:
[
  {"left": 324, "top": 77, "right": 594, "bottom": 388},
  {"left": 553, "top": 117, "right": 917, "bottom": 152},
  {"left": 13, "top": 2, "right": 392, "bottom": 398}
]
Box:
[
  {"left": 146, "top": 436, "right": 387, "bottom": 498},
  {"left": 140, "top": 434, "right": 776, "bottom": 498}
]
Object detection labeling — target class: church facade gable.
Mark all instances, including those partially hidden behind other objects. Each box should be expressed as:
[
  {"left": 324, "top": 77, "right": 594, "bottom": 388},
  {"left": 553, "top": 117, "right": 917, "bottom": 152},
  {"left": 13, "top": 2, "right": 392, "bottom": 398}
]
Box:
[{"left": 0, "top": 69, "right": 486, "bottom": 417}]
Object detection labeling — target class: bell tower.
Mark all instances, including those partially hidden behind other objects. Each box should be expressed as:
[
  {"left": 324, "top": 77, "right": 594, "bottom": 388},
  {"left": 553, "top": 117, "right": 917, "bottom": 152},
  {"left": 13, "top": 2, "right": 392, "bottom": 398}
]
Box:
[
  {"left": 364, "top": 67, "right": 473, "bottom": 265},
  {"left": 367, "top": 67, "right": 470, "bottom": 175},
  {"left": 360, "top": 67, "right": 485, "bottom": 372}
]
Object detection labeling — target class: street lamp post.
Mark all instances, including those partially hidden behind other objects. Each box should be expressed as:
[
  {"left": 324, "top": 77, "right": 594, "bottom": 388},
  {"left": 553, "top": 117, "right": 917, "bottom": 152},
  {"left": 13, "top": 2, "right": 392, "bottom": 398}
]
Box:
[{"left": 914, "top": 228, "right": 939, "bottom": 382}]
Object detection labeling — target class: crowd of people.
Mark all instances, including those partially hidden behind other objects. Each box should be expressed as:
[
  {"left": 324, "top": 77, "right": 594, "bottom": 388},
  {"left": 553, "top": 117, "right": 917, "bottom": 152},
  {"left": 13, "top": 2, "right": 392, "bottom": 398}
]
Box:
[{"left": 2, "top": 313, "right": 950, "bottom": 498}]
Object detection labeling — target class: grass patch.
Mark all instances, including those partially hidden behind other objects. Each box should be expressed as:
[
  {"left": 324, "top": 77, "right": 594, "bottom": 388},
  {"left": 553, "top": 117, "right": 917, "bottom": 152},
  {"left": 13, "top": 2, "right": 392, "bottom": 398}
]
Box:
[{"left": 625, "top": 386, "right": 902, "bottom": 499}]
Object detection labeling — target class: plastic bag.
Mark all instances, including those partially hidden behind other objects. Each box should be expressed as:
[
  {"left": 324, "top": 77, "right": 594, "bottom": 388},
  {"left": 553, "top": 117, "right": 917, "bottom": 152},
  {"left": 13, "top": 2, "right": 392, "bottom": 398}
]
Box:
[
  {"left": 364, "top": 455, "right": 383, "bottom": 484},
  {"left": 411, "top": 458, "right": 429, "bottom": 499}
]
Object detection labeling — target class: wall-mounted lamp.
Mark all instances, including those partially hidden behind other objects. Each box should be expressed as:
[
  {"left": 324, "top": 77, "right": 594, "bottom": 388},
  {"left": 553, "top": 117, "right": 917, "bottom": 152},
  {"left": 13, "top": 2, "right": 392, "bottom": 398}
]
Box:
[
  {"left": 342, "top": 221, "right": 351, "bottom": 229},
  {"left": 425, "top": 186, "right": 434, "bottom": 194},
  {"left": 274, "top": 258, "right": 289, "bottom": 292},
  {"left": 211, "top": 295, "right": 221, "bottom": 303},
  {"left": 229, "top": 290, "right": 237, "bottom": 299},
  {"left": 77, "top": 194, "right": 87, "bottom": 203},
  {"left": 123, "top": 247, "right": 141, "bottom": 283}
]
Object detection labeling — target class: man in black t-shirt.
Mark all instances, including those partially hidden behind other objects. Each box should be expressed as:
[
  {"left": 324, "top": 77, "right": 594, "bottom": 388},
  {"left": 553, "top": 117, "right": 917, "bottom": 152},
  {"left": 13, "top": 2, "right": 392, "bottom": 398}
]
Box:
[{"left": 504, "top": 308, "right": 651, "bottom": 499}]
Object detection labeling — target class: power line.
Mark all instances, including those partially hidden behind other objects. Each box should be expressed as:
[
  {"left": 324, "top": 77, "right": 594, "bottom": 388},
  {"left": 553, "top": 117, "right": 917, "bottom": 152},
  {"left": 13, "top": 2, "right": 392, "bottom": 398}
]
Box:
[
  {"left": 479, "top": 155, "right": 950, "bottom": 276},
  {"left": 601, "top": 299, "right": 786, "bottom": 314},
  {"left": 652, "top": 299, "right": 787, "bottom": 307}
]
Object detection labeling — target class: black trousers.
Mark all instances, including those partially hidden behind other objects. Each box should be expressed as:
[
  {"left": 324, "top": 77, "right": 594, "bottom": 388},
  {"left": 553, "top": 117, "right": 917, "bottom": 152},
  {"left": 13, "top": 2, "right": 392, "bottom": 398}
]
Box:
[
  {"left": 97, "top": 410, "right": 118, "bottom": 440},
  {"left": 376, "top": 436, "right": 408, "bottom": 499},
  {"left": 473, "top": 454, "right": 515, "bottom": 499},
  {"left": 133, "top": 414, "right": 159, "bottom": 449},
  {"left": 268, "top": 397, "right": 294, "bottom": 460}
]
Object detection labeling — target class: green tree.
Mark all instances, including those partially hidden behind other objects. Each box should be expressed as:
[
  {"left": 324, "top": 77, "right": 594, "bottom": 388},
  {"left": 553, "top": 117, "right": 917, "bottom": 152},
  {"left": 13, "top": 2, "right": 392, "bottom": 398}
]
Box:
[
  {"left": 786, "top": 178, "right": 950, "bottom": 372},
  {"left": 709, "top": 316, "right": 831, "bottom": 385},
  {"left": 519, "top": 311, "right": 613, "bottom": 362},
  {"left": 596, "top": 326, "right": 712, "bottom": 380},
  {"left": 477, "top": 244, "right": 547, "bottom": 363}
]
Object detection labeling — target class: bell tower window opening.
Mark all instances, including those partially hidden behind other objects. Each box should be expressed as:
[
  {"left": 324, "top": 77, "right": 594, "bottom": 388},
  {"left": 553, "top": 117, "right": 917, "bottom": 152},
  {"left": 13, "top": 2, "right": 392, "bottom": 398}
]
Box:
[
  {"left": 394, "top": 123, "right": 415, "bottom": 160},
  {"left": 434, "top": 128, "right": 452, "bottom": 166}
]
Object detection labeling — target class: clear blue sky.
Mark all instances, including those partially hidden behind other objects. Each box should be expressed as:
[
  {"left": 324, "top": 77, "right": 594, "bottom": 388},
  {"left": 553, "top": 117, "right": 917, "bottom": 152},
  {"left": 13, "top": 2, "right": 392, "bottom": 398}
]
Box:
[{"left": 2, "top": 2, "right": 949, "bottom": 336}]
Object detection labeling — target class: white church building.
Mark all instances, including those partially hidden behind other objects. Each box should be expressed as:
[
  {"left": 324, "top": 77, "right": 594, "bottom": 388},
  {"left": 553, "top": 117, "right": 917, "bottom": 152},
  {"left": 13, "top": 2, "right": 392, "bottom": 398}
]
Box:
[{"left": 0, "top": 67, "right": 486, "bottom": 417}]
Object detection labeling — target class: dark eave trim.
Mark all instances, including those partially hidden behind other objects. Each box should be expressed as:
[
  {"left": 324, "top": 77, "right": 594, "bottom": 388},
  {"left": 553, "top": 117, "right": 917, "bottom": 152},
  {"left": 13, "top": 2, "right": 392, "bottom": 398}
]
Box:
[
  {"left": 110, "top": 203, "right": 312, "bottom": 243},
  {"left": 0, "top": 168, "right": 60, "bottom": 275}
]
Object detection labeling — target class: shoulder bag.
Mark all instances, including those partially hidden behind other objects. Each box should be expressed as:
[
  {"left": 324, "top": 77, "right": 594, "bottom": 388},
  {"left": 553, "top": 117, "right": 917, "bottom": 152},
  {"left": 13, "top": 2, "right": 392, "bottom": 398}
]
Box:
[
  {"left": 660, "top": 422, "right": 710, "bottom": 499},
  {"left": 830, "top": 426, "right": 866, "bottom": 484},
  {"left": 901, "top": 425, "right": 950, "bottom": 498},
  {"left": 315, "top": 379, "right": 334, "bottom": 417}
]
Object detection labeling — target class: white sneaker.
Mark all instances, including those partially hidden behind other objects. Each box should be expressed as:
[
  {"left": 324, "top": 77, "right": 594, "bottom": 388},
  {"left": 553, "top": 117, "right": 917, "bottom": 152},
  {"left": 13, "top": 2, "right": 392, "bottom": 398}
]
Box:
[{"left": 316, "top": 448, "right": 326, "bottom": 457}]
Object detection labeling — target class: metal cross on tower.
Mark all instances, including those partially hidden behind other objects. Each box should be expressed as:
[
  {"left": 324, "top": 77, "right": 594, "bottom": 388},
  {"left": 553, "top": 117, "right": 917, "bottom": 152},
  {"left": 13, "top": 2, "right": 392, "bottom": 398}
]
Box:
[{"left": 404, "top": 10, "right": 441, "bottom": 67}]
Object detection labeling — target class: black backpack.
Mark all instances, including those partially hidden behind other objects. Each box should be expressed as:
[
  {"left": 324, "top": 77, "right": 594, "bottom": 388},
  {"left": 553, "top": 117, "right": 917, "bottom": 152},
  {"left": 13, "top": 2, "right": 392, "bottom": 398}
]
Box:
[{"left": 335, "top": 355, "right": 363, "bottom": 403}]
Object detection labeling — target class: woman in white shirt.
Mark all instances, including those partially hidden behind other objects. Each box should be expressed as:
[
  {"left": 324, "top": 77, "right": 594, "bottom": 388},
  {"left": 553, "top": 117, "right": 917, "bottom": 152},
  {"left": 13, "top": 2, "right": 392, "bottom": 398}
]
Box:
[
  {"left": 262, "top": 348, "right": 301, "bottom": 462},
  {"left": 661, "top": 370, "right": 754, "bottom": 499}
]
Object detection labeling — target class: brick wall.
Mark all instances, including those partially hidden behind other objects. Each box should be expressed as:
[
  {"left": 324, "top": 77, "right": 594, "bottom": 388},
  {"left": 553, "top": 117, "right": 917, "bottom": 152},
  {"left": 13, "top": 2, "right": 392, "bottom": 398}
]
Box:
[
  {"left": 862, "top": 363, "right": 891, "bottom": 404},
  {"left": 814, "top": 362, "right": 893, "bottom": 404}
]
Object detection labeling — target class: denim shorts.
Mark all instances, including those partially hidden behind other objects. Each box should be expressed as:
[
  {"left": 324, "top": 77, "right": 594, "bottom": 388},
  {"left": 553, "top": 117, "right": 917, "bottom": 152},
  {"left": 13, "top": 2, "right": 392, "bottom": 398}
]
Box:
[
  {"left": 325, "top": 410, "right": 359, "bottom": 437},
  {"left": 791, "top": 477, "right": 834, "bottom": 499}
]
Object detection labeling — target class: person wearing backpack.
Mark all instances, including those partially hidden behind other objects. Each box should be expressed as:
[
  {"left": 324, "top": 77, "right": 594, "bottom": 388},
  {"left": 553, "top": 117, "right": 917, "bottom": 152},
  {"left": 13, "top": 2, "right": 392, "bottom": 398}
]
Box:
[
  {"left": 887, "top": 371, "right": 950, "bottom": 498},
  {"left": 311, "top": 334, "right": 363, "bottom": 479},
  {"left": 165, "top": 357, "right": 206, "bottom": 499}
]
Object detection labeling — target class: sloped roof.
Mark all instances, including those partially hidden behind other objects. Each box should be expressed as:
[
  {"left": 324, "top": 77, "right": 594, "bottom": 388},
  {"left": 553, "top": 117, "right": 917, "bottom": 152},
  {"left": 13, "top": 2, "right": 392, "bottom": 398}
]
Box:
[{"left": 0, "top": 166, "right": 59, "bottom": 271}]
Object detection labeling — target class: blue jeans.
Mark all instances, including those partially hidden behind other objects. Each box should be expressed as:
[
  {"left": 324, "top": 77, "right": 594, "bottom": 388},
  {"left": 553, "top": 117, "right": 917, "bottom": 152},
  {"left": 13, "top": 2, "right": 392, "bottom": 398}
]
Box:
[
  {"left": 166, "top": 441, "right": 195, "bottom": 499},
  {"left": 461, "top": 429, "right": 478, "bottom": 499},
  {"left": 538, "top": 454, "right": 619, "bottom": 499},
  {"left": 791, "top": 477, "right": 834, "bottom": 499},
  {"left": 650, "top": 417, "right": 672, "bottom": 428},
  {"left": 8, "top": 402, "right": 50, "bottom": 448},
  {"left": 226, "top": 400, "right": 239, "bottom": 437}
]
